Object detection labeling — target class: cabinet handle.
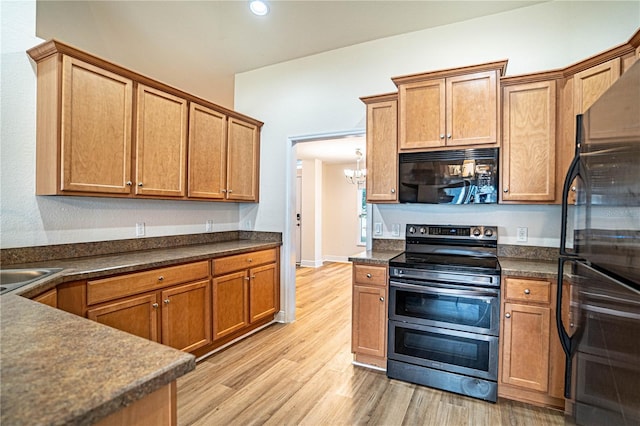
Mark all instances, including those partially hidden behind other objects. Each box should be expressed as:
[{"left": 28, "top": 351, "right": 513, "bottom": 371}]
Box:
[
  {"left": 439, "top": 134, "right": 445, "bottom": 139},
  {"left": 251, "top": 275, "right": 256, "bottom": 279},
  {"left": 503, "top": 188, "right": 509, "bottom": 193},
  {"left": 138, "top": 182, "right": 143, "bottom": 187},
  {"left": 505, "top": 313, "right": 511, "bottom": 318},
  {"left": 366, "top": 273, "right": 372, "bottom": 278},
  {"left": 158, "top": 276, "right": 164, "bottom": 281},
  {"left": 126, "top": 181, "right": 132, "bottom": 186},
  {"left": 164, "top": 299, "right": 170, "bottom": 304},
  {"left": 524, "top": 288, "right": 530, "bottom": 295},
  {"left": 245, "top": 277, "right": 250, "bottom": 281},
  {"left": 571, "top": 186, "right": 577, "bottom": 192},
  {"left": 228, "top": 189, "right": 233, "bottom": 193},
  {"left": 221, "top": 189, "right": 227, "bottom": 193},
  {"left": 447, "top": 134, "right": 452, "bottom": 139},
  {"left": 248, "top": 258, "right": 253, "bottom": 263},
  {"left": 152, "top": 303, "right": 159, "bottom": 308},
  {"left": 390, "top": 189, "right": 396, "bottom": 194},
  {"left": 379, "top": 297, "right": 385, "bottom": 302}
]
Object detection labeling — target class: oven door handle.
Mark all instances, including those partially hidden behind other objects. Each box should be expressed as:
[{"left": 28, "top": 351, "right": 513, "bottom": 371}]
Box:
[{"left": 390, "top": 280, "right": 499, "bottom": 298}]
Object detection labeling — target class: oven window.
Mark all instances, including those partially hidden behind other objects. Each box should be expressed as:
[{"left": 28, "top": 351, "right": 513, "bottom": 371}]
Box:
[
  {"left": 396, "top": 289, "right": 494, "bottom": 330},
  {"left": 394, "top": 325, "right": 491, "bottom": 372}
]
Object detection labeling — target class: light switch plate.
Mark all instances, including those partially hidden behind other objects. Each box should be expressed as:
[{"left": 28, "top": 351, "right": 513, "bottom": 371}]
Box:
[
  {"left": 206, "top": 219, "right": 214, "bottom": 232},
  {"left": 374, "top": 222, "right": 383, "bottom": 236},
  {"left": 517, "top": 226, "right": 528, "bottom": 242},
  {"left": 136, "top": 222, "right": 145, "bottom": 237},
  {"left": 392, "top": 223, "right": 401, "bottom": 237}
]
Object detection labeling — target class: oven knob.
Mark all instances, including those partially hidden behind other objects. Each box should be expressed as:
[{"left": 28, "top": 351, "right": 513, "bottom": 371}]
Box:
[
  {"left": 484, "top": 228, "right": 494, "bottom": 237},
  {"left": 472, "top": 227, "right": 481, "bottom": 237},
  {"left": 408, "top": 226, "right": 416, "bottom": 234},
  {"left": 420, "top": 227, "right": 427, "bottom": 234}
]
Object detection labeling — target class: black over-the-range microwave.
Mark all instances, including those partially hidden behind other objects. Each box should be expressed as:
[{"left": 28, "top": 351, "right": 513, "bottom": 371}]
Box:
[{"left": 398, "top": 148, "right": 498, "bottom": 204}]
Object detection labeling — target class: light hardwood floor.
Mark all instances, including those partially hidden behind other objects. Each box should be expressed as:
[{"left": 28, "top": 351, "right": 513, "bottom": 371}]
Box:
[{"left": 177, "top": 262, "right": 567, "bottom": 425}]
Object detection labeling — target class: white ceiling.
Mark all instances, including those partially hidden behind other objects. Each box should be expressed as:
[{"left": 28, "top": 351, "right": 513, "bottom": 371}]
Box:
[{"left": 295, "top": 135, "right": 366, "bottom": 164}]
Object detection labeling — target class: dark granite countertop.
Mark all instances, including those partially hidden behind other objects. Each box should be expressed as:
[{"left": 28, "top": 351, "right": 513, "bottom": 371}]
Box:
[
  {"left": 7, "top": 239, "right": 282, "bottom": 299},
  {"left": 0, "top": 294, "right": 196, "bottom": 426},
  {"left": 348, "top": 250, "right": 403, "bottom": 265}
]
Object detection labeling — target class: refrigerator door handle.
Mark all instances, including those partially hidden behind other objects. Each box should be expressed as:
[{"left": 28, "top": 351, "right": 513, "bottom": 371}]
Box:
[
  {"left": 557, "top": 256, "right": 574, "bottom": 399},
  {"left": 559, "top": 115, "right": 583, "bottom": 257}
]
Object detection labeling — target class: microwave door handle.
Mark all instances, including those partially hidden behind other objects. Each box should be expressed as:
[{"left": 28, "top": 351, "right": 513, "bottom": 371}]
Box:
[
  {"left": 556, "top": 257, "right": 574, "bottom": 399},
  {"left": 390, "top": 280, "right": 498, "bottom": 299}
]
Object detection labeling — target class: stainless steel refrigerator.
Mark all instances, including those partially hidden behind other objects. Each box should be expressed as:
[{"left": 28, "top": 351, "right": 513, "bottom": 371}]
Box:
[{"left": 557, "top": 60, "right": 640, "bottom": 425}]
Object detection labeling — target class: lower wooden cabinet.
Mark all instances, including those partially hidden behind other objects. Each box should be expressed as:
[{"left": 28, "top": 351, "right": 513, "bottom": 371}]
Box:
[
  {"left": 212, "top": 249, "right": 280, "bottom": 340},
  {"left": 88, "top": 293, "right": 159, "bottom": 342},
  {"left": 351, "top": 263, "right": 388, "bottom": 369},
  {"left": 499, "top": 276, "right": 565, "bottom": 409}
]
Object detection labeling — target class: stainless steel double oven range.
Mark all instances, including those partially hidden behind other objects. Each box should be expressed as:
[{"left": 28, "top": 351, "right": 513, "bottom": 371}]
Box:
[{"left": 387, "top": 224, "right": 501, "bottom": 402}]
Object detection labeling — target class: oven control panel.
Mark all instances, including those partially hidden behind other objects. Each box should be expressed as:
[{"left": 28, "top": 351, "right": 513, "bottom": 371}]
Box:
[{"left": 406, "top": 224, "right": 498, "bottom": 241}]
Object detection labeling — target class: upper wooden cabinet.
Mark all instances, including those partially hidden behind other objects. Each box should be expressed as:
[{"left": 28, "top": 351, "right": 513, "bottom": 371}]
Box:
[
  {"left": 393, "top": 61, "right": 506, "bottom": 151},
  {"left": 360, "top": 93, "right": 398, "bottom": 203},
  {"left": 501, "top": 78, "right": 557, "bottom": 203},
  {"left": 572, "top": 58, "right": 621, "bottom": 115},
  {"left": 27, "top": 39, "right": 262, "bottom": 202},
  {"left": 136, "top": 84, "right": 188, "bottom": 197}
]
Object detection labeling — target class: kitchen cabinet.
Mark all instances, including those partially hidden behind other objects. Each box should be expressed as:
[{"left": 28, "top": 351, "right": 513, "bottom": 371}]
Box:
[
  {"left": 188, "top": 105, "right": 260, "bottom": 201},
  {"left": 32, "top": 288, "right": 57, "bottom": 308},
  {"left": 499, "top": 276, "right": 565, "bottom": 409},
  {"left": 135, "top": 84, "right": 188, "bottom": 197},
  {"left": 212, "top": 248, "right": 279, "bottom": 340},
  {"left": 27, "top": 39, "right": 262, "bottom": 202},
  {"left": 32, "top": 55, "right": 134, "bottom": 195},
  {"left": 86, "top": 261, "right": 212, "bottom": 353},
  {"left": 351, "top": 263, "right": 387, "bottom": 369},
  {"left": 501, "top": 79, "right": 557, "bottom": 202},
  {"left": 393, "top": 61, "right": 506, "bottom": 151},
  {"left": 572, "top": 58, "right": 621, "bottom": 115},
  {"left": 360, "top": 93, "right": 398, "bottom": 203}
]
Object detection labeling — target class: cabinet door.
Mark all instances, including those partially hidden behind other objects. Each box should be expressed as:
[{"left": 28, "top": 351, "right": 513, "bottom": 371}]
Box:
[
  {"left": 366, "top": 99, "right": 398, "bottom": 202},
  {"left": 249, "top": 263, "right": 279, "bottom": 323},
  {"left": 61, "top": 56, "right": 133, "bottom": 194},
  {"left": 33, "top": 288, "right": 57, "bottom": 308},
  {"left": 398, "top": 79, "right": 446, "bottom": 150},
  {"left": 351, "top": 284, "right": 387, "bottom": 358},
  {"left": 188, "top": 103, "right": 227, "bottom": 199},
  {"left": 226, "top": 117, "right": 259, "bottom": 201},
  {"left": 212, "top": 271, "right": 249, "bottom": 339},
  {"left": 573, "top": 58, "right": 621, "bottom": 114},
  {"left": 135, "top": 84, "right": 188, "bottom": 197},
  {"left": 87, "top": 293, "right": 159, "bottom": 341},
  {"left": 502, "top": 302, "right": 550, "bottom": 392},
  {"left": 161, "top": 280, "right": 211, "bottom": 352},
  {"left": 502, "top": 80, "right": 557, "bottom": 202},
  {"left": 447, "top": 71, "right": 498, "bottom": 146}
]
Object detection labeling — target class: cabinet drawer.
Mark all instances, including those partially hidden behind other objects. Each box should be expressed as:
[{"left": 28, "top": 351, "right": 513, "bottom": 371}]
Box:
[
  {"left": 354, "top": 264, "right": 387, "bottom": 286},
  {"left": 87, "top": 261, "right": 209, "bottom": 305},
  {"left": 504, "top": 277, "right": 551, "bottom": 304},
  {"left": 213, "top": 249, "right": 277, "bottom": 276}
]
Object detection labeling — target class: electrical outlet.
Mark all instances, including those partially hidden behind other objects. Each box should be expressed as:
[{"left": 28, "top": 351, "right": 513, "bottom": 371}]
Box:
[
  {"left": 135, "top": 222, "right": 145, "bottom": 237},
  {"left": 392, "top": 223, "right": 401, "bottom": 237},
  {"left": 516, "top": 226, "right": 528, "bottom": 242},
  {"left": 245, "top": 220, "right": 252, "bottom": 230},
  {"left": 206, "top": 219, "right": 214, "bottom": 232},
  {"left": 374, "top": 222, "right": 383, "bottom": 236}
]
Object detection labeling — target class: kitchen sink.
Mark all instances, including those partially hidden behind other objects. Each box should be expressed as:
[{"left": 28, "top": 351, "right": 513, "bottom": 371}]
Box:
[{"left": 0, "top": 268, "right": 62, "bottom": 295}]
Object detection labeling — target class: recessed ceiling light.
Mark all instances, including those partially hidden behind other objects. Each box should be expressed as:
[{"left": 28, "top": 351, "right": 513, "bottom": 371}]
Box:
[{"left": 249, "top": 0, "right": 269, "bottom": 16}]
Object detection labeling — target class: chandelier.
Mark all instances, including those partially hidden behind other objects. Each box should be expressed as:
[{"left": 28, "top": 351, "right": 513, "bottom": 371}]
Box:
[{"left": 344, "top": 148, "right": 366, "bottom": 185}]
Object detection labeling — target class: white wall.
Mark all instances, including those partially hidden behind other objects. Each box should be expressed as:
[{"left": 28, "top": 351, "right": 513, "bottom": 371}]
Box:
[
  {"left": 0, "top": 1, "right": 242, "bottom": 249},
  {"left": 234, "top": 1, "right": 639, "bottom": 321},
  {"left": 300, "top": 159, "right": 323, "bottom": 267},
  {"left": 322, "top": 162, "right": 363, "bottom": 262}
]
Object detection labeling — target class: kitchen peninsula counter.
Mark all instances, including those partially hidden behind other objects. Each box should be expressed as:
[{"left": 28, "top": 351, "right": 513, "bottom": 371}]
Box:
[{"left": 0, "top": 294, "right": 195, "bottom": 426}]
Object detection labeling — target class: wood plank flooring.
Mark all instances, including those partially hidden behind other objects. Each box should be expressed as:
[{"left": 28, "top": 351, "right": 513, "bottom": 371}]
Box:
[{"left": 177, "top": 262, "right": 567, "bottom": 425}]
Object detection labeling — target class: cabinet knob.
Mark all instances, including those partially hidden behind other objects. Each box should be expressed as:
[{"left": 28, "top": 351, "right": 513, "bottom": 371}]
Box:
[
  {"left": 158, "top": 276, "right": 164, "bottom": 281},
  {"left": 505, "top": 313, "right": 511, "bottom": 318},
  {"left": 390, "top": 189, "right": 396, "bottom": 194},
  {"left": 251, "top": 275, "right": 256, "bottom": 279},
  {"left": 152, "top": 303, "right": 159, "bottom": 308},
  {"left": 164, "top": 299, "right": 170, "bottom": 304},
  {"left": 248, "top": 258, "right": 253, "bottom": 263},
  {"left": 440, "top": 134, "right": 445, "bottom": 139},
  {"left": 221, "top": 189, "right": 227, "bottom": 193},
  {"left": 126, "top": 181, "right": 132, "bottom": 186},
  {"left": 571, "top": 186, "right": 577, "bottom": 192},
  {"left": 524, "top": 288, "right": 530, "bottom": 295},
  {"left": 447, "top": 134, "right": 452, "bottom": 139},
  {"left": 245, "top": 277, "right": 250, "bottom": 281},
  {"left": 379, "top": 297, "right": 385, "bottom": 302},
  {"left": 138, "top": 182, "right": 143, "bottom": 187},
  {"left": 503, "top": 188, "right": 509, "bottom": 193},
  {"left": 366, "top": 273, "right": 372, "bottom": 278},
  {"left": 228, "top": 189, "right": 233, "bottom": 193}
]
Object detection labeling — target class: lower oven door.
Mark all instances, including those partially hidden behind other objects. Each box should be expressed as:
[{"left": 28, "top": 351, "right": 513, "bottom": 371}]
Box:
[
  {"left": 388, "top": 320, "right": 499, "bottom": 381},
  {"left": 389, "top": 280, "right": 500, "bottom": 336}
]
